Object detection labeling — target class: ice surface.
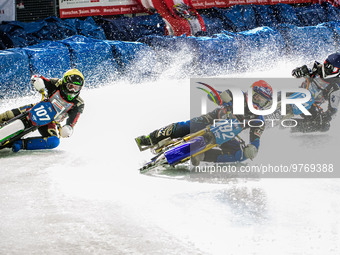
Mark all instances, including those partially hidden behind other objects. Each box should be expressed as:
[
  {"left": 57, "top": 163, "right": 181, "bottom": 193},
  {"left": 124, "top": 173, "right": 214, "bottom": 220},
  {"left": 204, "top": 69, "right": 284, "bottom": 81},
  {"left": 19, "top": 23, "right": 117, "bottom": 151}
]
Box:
[{"left": 0, "top": 61, "right": 339, "bottom": 255}]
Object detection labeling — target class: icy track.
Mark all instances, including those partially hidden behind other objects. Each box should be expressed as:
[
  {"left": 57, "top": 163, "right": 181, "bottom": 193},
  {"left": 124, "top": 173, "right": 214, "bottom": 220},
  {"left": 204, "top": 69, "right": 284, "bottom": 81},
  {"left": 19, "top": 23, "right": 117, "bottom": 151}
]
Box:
[{"left": 0, "top": 64, "right": 340, "bottom": 255}]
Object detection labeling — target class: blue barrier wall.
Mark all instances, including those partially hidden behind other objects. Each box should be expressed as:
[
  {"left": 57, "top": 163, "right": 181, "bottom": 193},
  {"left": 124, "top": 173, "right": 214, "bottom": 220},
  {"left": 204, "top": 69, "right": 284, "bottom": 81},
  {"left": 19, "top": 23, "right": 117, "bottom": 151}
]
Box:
[
  {"left": 233, "top": 26, "right": 286, "bottom": 69},
  {"left": 271, "top": 3, "right": 302, "bottom": 26},
  {"left": 219, "top": 5, "right": 258, "bottom": 32},
  {"left": 0, "top": 4, "right": 339, "bottom": 97},
  {"left": 200, "top": 8, "right": 227, "bottom": 36},
  {"left": 277, "top": 23, "right": 336, "bottom": 59},
  {"left": 324, "top": 21, "right": 340, "bottom": 49},
  {"left": 295, "top": 4, "right": 328, "bottom": 26},
  {"left": 105, "top": 40, "right": 157, "bottom": 82},
  {"left": 252, "top": 5, "right": 277, "bottom": 28},
  {"left": 0, "top": 16, "right": 105, "bottom": 50},
  {"left": 0, "top": 4, "right": 339, "bottom": 46},
  {"left": 0, "top": 49, "right": 30, "bottom": 98},
  {"left": 323, "top": 2, "right": 340, "bottom": 22},
  {"left": 23, "top": 41, "right": 72, "bottom": 78},
  {"left": 96, "top": 14, "right": 165, "bottom": 42},
  {"left": 137, "top": 35, "right": 201, "bottom": 73},
  {"left": 194, "top": 35, "right": 239, "bottom": 75},
  {"left": 61, "top": 36, "right": 118, "bottom": 87}
]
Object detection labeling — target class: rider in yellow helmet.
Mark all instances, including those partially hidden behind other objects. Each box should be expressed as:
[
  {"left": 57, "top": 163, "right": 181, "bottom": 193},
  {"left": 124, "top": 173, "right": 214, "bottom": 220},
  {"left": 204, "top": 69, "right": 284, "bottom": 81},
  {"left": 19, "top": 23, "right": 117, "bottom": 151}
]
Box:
[{"left": 0, "top": 69, "right": 85, "bottom": 152}]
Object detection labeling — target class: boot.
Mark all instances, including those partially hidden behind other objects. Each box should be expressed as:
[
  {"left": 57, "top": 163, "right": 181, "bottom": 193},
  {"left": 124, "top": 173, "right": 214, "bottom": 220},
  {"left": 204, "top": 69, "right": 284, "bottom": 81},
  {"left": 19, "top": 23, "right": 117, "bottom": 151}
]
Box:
[
  {"left": 135, "top": 124, "right": 176, "bottom": 150},
  {"left": 12, "top": 140, "right": 24, "bottom": 152},
  {"left": 191, "top": 152, "right": 205, "bottom": 166},
  {"left": 135, "top": 135, "right": 152, "bottom": 146}
]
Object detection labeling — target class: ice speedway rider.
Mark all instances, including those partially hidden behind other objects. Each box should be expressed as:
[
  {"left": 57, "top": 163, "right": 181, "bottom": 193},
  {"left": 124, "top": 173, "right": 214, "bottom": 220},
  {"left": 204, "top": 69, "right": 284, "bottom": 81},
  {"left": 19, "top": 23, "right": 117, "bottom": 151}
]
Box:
[
  {"left": 291, "top": 52, "right": 340, "bottom": 132},
  {"left": 0, "top": 69, "right": 85, "bottom": 152},
  {"left": 136, "top": 80, "right": 273, "bottom": 163}
]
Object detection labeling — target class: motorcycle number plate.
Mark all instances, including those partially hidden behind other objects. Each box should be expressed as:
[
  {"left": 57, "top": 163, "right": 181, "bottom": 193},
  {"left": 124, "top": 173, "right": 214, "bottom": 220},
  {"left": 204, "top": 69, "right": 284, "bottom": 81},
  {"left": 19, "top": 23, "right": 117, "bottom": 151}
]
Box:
[
  {"left": 29, "top": 101, "right": 57, "bottom": 126},
  {"left": 211, "top": 119, "right": 243, "bottom": 145}
]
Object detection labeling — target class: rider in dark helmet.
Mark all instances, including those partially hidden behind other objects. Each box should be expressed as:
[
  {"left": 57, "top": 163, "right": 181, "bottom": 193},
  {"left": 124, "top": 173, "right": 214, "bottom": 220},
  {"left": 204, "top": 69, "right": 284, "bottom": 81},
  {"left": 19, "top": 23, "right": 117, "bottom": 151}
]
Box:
[
  {"left": 291, "top": 53, "right": 340, "bottom": 132},
  {"left": 136, "top": 80, "right": 273, "bottom": 163},
  {"left": 0, "top": 69, "right": 85, "bottom": 152}
]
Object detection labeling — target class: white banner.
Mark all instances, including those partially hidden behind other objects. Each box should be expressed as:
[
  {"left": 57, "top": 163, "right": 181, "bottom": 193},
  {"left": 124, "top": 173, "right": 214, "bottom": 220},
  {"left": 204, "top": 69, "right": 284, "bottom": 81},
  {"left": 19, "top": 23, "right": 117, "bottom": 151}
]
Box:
[
  {"left": 59, "top": 0, "right": 102, "bottom": 9},
  {"left": 0, "top": 0, "right": 15, "bottom": 22}
]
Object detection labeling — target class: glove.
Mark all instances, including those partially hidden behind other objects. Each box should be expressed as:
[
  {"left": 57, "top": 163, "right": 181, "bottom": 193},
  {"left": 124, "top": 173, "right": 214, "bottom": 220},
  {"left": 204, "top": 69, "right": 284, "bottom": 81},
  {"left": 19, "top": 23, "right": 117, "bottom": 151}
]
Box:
[
  {"left": 220, "top": 90, "right": 232, "bottom": 104},
  {"left": 292, "top": 65, "right": 310, "bottom": 78},
  {"left": 31, "top": 75, "right": 45, "bottom": 93},
  {"left": 60, "top": 125, "right": 73, "bottom": 138},
  {"left": 311, "top": 61, "right": 323, "bottom": 77},
  {"left": 243, "top": 144, "right": 258, "bottom": 160}
]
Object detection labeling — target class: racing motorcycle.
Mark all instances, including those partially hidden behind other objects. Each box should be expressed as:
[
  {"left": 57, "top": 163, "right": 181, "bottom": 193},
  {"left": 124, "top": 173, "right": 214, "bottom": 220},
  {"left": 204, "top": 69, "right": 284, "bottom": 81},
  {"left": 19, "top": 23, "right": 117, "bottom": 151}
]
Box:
[
  {"left": 137, "top": 113, "right": 244, "bottom": 172},
  {"left": 0, "top": 90, "right": 73, "bottom": 150},
  {"left": 137, "top": 77, "right": 326, "bottom": 172}
]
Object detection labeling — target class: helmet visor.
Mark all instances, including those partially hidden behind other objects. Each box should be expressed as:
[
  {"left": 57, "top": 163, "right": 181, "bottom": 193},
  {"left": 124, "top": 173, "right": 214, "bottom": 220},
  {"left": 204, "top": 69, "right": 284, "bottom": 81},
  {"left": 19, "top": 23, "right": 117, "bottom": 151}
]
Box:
[
  {"left": 324, "top": 61, "right": 340, "bottom": 76},
  {"left": 253, "top": 92, "right": 270, "bottom": 109},
  {"left": 66, "top": 83, "right": 82, "bottom": 93}
]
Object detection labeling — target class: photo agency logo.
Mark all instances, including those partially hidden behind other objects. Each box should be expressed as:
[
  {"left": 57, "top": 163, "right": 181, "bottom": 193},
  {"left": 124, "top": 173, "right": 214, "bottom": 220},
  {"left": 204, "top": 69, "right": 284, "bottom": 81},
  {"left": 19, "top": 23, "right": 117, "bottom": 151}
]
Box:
[
  {"left": 195, "top": 81, "right": 313, "bottom": 129},
  {"left": 189, "top": 78, "right": 339, "bottom": 178}
]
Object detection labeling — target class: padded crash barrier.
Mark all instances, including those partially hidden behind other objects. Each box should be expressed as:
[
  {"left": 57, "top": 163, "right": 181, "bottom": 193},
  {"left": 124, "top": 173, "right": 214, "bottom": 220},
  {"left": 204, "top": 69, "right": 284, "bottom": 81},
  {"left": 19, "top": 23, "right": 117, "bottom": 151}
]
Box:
[
  {"left": 95, "top": 14, "right": 165, "bottom": 42},
  {"left": 0, "top": 3, "right": 339, "bottom": 97},
  {"left": 23, "top": 41, "right": 72, "bottom": 78},
  {"left": 194, "top": 35, "right": 239, "bottom": 75},
  {"left": 94, "top": 3, "right": 340, "bottom": 39},
  {"left": 0, "top": 49, "right": 30, "bottom": 98},
  {"left": 104, "top": 40, "right": 157, "bottom": 82},
  {"left": 0, "top": 3, "right": 339, "bottom": 44},
  {"left": 277, "top": 23, "right": 337, "bottom": 59},
  {"left": 229, "top": 26, "right": 287, "bottom": 69},
  {"left": 61, "top": 36, "right": 118, "bottom": 87},
  {"left": 0, "top": 16, "right": 106, "bottom": 50}
]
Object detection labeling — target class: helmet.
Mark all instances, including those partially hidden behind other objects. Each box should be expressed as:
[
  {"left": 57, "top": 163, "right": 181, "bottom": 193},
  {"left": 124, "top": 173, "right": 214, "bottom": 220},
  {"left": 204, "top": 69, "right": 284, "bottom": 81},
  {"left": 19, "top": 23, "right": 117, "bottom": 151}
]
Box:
[
  {"left": 60, "top": 69, "right": 84, "bottom": 101},
  {"left": 323, "top": 53, "right": 340, "bottom": 78},
  {"left": 251, "top": 80, "right": 273, "bottom": 110}
]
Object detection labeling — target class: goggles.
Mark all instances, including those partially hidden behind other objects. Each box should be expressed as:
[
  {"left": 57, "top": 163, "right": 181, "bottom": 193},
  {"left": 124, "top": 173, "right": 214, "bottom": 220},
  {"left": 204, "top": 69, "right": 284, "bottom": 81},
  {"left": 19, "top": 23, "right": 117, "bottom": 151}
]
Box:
[
  {"left": 253, "top": 92, "right": 270, "bottom": 108},
  {"left": 324, "top": 61, "right": 340, "bottom": 75},
  {"left": 66, "top": 83, "right": 82, "bottom": 93}
]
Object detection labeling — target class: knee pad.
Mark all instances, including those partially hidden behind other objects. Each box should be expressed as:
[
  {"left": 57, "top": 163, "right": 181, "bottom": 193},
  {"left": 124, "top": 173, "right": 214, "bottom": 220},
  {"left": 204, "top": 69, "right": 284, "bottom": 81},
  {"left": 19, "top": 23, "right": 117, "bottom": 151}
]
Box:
[
  {"left": 46, "top": 136, "right": 60, "bottom": 149},
  {"left": 25, "top": 136, "right": 60, "bottom": 150}
]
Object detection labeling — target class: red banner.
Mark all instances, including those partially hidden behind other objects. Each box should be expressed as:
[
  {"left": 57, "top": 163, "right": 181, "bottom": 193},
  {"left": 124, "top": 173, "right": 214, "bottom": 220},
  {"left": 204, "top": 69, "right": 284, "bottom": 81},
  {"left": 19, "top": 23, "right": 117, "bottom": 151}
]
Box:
[
  {"left": 191, "top": 0, "right": 307, "bottom": 9},
  {"left": 60, "top": 5, "right": 144, "bottom": 18},
  {"left": 59, "top": 0, "right": 144, "bottom": 18},
  {"left": 59, "top": 0, "right": 315, "bottom": 18}
]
